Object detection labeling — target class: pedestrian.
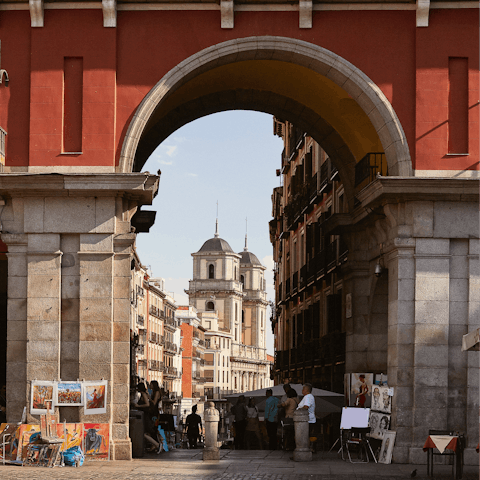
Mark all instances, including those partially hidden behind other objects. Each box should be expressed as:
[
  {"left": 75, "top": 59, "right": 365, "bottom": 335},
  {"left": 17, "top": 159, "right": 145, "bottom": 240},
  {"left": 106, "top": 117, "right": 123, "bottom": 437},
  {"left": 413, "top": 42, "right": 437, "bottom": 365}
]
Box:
[
  {"left": 186, "top": 405, "right": 202, "bottom": 448},
  {"left": 245, "top": 397, "right": 263, "bottom": 450},
  {"left": 278, "top": 388, "right": 299, "bottom": 450},
  {"left": 297, "top": 383, "right": 316, "bottom": 440},
  {"left": 231, "top": 395, "right": 248, "bottom": 449},
  {"left": 265, "top": 388, "right": 279, "bottom": 450}
]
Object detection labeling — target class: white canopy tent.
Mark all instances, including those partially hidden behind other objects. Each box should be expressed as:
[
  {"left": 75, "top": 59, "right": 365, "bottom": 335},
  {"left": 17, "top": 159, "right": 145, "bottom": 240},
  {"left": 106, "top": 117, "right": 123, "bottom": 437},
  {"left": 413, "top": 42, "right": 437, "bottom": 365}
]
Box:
[{"left": 225, "top": 384, "right": 343, "bottom": 419}]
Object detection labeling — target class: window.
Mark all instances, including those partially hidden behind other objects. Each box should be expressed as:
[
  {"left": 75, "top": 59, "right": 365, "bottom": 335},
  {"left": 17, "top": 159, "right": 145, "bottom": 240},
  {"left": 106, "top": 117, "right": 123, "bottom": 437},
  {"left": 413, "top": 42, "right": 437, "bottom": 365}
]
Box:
[
  {"left": 206, "top": 301, "right": 214, "bottom": 311},
  {"left": 240, "top": 275, "right": 245, "bottom": 287},
  {"left": 234, "top": 266, "right": 237, "bottom": 280},
  {"left": 209, "top": 264, "right": 214, "bottom": 279}
]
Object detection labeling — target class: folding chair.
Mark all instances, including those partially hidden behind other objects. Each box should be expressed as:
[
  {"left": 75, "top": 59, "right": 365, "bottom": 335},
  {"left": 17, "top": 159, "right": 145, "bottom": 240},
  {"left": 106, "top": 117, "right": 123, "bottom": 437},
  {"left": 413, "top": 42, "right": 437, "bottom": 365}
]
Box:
[{"left": 343, "top": 427, "right": 376, "bottom": 463}]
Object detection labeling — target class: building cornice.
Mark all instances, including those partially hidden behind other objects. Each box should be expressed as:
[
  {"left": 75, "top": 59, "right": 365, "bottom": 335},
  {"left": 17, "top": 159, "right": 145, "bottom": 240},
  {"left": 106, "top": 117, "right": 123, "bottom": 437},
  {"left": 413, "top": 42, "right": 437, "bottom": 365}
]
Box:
[
  {"left": 0, "top": 172, "right": 159, "bottom": 204},
  {"left": 0, "top": 1, "right": 476, "bottom": 11}
]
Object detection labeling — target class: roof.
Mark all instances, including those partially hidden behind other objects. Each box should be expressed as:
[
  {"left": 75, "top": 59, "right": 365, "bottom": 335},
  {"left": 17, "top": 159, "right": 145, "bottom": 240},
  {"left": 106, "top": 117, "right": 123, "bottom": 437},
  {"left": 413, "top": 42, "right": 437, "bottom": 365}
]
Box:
[
  {"left": 197, "top": 237, "right": 234, "bottom": 254},
  {"left": 238, "top": 250, "right": 262, "bottom": 266}
]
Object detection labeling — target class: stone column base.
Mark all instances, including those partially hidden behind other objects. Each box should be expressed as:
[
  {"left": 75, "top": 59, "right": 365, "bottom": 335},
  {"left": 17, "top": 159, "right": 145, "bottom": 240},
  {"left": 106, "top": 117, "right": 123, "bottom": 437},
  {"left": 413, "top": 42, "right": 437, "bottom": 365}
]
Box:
[
  {"left": 111, "top": 439, "right": 133, "bottom": 460},
  {"left": 203, "top": 447, "right": 220, "bottom": 461},
  {"left": 293, "top": 448, "right": 312, "bottom": 462}
]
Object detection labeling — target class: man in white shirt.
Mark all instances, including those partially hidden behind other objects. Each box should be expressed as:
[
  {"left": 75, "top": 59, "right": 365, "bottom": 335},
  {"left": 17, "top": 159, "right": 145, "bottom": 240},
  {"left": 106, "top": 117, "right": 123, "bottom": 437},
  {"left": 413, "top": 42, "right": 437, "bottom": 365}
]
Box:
[{"left": 297, "top": 383, "right": 316, "bottom": 436}]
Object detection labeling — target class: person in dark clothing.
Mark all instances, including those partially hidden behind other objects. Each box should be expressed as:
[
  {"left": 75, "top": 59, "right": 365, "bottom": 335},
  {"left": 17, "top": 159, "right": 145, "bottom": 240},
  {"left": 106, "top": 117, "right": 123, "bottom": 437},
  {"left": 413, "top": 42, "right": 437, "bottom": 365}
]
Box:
[
  {"left": 231, "top": 395, "right": 248, "bottom": 450},
  {"left": 186, "top": 405, "right": 202, "bottom": 448}
]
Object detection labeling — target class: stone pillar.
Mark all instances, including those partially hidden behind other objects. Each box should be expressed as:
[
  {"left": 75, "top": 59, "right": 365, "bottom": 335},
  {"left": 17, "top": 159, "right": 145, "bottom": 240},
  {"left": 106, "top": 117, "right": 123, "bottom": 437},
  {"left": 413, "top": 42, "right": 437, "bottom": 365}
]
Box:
[
  {"left": 26, "top": 234, "right": 62, "bottom": 421},
  {"left": 293, "top": 409, "right": 311, "bottom": 462},
  {"left": 4, "top": 233, "right": 28, "bottom": 422},
  {"left": 203, "top": 401, "right": 220, "bottom": 460},
  {"left": 386, "top": 237, "right": 415, "bottom": 464},
  {"left": 466, "top": 238, "right": 480, "bottom": 463}
]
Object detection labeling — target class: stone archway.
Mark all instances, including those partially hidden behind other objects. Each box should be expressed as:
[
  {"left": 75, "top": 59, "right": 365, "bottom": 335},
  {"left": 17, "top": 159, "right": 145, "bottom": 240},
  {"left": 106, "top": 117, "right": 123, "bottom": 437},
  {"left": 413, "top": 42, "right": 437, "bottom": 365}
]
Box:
[{"left": 119, "top": 36, "right": 412, "bottom": 187}]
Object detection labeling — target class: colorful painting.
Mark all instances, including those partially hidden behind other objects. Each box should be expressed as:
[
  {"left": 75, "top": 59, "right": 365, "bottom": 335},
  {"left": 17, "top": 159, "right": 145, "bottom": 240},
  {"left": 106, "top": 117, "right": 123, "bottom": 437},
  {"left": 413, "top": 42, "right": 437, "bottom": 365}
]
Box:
[
  {"left": 374, "top": 373, "right": 387, "bottom": 386},
  {"left": 56, "top": 423, "right": 84, "bottom": 451},
  {"left": 83, "top": 381, "right": 107, "bottom": 415},
  {"left": 379, "top": 431, "right": 396, "bottom": 464},
  {"left": 371, "top": 385, "right": 392, "bottom": 414},
  {"left": 30, "top": 381, "right": 55, "bottom": 415},
  {"left": 369, "top": 411, "right": 390, "bottom": 440},
  {"left": 55, "top": 382, "right": 83, "bottom": 406},
  {"left": 0, "top": 424, "right": 19, "bottom": 460},
  {"left": 350, "top": 373, "right": 373, "bottom": 408},
  {"left": 83, "top": 423, "right": 109, "bottom": 460},
  {"left": 17, "top": 425, "right": 41, "bottom": 461}
]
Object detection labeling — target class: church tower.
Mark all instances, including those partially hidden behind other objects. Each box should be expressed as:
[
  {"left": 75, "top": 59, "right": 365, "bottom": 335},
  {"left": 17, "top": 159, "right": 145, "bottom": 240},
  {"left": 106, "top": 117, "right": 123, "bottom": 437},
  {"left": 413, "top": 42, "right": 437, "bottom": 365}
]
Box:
[
  {"left": 238, "top": 234, "right": 267, "bottom": 350},
  {"left": 186, "top": 222, "right": 271, "bottom": 393},
  {"left": 186, "top": 221, "right": 243, "bottom": 341}
]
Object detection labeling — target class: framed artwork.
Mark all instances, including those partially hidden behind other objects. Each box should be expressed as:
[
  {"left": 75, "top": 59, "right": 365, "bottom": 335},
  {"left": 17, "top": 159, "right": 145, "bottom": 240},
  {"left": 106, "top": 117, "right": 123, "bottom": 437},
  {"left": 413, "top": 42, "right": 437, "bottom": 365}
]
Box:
[
  {"left": 55, "top": 382, "right": 83, "bottom": 406},
  {"left": 56, "top": 423, "right": 84, "bottom": 451},
  {"left": 83, "top": 381, "right": 107, "bottom": 415},
  {"left": 371, "top": 385, "right": 392, "bottom": 414},
  {"left": 30, "top": 381, "right": 55, "bottom": 415},
  {"left": 16, "top": 425, "right": 41, "bottom": 461},
  {"left": 379, "top": 431, "right": 396, "bottom": 464},
  {"left": 374, "top": 373, "right": 387, "bottom": 386},
  {"left": 369, "top": 411, "right": 390, "bottom": 440},
  {"left": 350, "top": 373, "right": 373, "bottom": 408},
  {"left": 83, "top": 423, "right": 109, "bottom": 460}
]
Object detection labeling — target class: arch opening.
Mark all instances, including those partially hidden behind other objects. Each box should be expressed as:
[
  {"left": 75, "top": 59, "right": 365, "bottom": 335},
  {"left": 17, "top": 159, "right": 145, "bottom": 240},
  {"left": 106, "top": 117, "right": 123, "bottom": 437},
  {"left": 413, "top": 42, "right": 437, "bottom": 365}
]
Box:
[{"left": 120, "top": 37, "right": 412, "bottom": 209}]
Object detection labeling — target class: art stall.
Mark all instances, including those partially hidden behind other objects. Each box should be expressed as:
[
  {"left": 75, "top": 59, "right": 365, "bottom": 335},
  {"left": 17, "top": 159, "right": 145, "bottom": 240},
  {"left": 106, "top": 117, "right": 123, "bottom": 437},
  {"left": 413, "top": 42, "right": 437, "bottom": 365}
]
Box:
[
  {"left": 0, "top": 380, "right": 110, "bottom": 467},
  {"left": 341, "top": 373, "right": 395, "bottom": 464}
]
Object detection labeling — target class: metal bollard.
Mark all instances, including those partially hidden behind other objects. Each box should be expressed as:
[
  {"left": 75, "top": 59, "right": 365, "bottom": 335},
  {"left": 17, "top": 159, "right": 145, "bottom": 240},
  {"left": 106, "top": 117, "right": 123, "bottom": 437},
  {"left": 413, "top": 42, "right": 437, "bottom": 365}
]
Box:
[
  {"left": 293, "top": 409, "right": 312, "bottom": 462},
  {"left": 203, "top": 401, "right": 220, "bottom": 460}
]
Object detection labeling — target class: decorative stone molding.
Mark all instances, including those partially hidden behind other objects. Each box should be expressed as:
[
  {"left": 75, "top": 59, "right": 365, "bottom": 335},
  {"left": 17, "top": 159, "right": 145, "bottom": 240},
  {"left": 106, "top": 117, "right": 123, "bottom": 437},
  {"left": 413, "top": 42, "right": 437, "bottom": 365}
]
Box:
[
  {"left": 220, "top": 0, "right": 234, "bottom": 28},
  {"left": 102, "top": 0, "right": 117, "bottom": 27},
  {"left": 29, "top": 0, "right": 44, "bottom": 27},
  {"left": 299, "top": 0, "right": 312, "bottom": 29},
  {"left": 416, "top": 0, "right": 430, "bottom": 27}
]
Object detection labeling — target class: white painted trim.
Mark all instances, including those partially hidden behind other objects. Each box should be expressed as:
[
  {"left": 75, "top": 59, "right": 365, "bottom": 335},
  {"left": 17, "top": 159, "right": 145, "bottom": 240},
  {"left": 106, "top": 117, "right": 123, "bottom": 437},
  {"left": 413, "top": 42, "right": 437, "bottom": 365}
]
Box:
[
  {"left": 414, "top": 169, "right": 480, "bottom": 178},
  {"left": 24, "top": 166, "right": 116, "bottom": 173},
  {"left": 0, "top": 1, "right": 476, "bottom": 11}
]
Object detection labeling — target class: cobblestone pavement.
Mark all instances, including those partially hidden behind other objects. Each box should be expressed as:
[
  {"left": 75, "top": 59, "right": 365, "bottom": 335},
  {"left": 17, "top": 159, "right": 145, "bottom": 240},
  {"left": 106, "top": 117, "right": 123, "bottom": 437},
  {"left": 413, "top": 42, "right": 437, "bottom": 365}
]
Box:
[{"left": 0, "top": 450, "right": 477, "bottom": 479}]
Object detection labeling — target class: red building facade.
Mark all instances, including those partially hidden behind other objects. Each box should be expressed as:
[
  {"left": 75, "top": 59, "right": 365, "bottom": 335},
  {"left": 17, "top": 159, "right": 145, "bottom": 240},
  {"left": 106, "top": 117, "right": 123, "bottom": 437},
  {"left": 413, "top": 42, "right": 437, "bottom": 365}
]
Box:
[{"left": 0, "top": 1, "right": 478, "bottom": 462}]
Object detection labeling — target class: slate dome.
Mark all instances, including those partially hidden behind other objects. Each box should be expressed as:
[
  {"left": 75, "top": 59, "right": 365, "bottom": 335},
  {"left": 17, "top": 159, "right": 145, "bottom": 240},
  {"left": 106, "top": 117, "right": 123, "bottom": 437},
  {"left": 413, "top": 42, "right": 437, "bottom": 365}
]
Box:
[
  {"left": 198, "top": 237, "right": 234, "bottom": 253},
  {"left": 238, "top": 250, "right": 262, "bottom": 266}
]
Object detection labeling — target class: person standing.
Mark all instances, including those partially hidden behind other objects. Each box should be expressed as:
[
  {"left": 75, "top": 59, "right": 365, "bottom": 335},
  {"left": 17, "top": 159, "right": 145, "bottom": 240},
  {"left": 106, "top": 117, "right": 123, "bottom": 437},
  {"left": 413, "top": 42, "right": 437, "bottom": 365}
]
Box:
[
  {"left": 245, "top": 397, "right": 264, "bottom": 450},
  {"left": 231, "top": 395, "right": 248, "bottom": 450},
  {"left": 265, "top": 389, "right": 279, "bottom": 450},
  {"left": 297, "top": 383, "right": 316, "bottom": 438},
  {"left": 185, "top": 405, "right": 202, "bottom": 448}
]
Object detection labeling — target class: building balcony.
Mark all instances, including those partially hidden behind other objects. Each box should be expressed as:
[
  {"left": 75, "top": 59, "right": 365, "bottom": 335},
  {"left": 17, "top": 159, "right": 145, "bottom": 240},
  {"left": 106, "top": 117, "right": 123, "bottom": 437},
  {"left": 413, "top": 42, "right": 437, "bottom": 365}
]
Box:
[
  {"left": 165, "top": 341, "right": 178, "bottom": 353},
  {"left": 164, "top": 316, "right": 177, "bottom": 329}
]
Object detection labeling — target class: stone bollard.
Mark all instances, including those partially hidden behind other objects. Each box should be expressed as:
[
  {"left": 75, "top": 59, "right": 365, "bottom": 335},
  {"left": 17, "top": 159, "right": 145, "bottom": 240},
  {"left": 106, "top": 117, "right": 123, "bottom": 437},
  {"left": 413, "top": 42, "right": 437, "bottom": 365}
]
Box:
[
  {"left": 203, "top": 401, "right": 220, "bottom": 461},
  {"left": 293, "top": 409, "right": 312, "bottom": 462}
]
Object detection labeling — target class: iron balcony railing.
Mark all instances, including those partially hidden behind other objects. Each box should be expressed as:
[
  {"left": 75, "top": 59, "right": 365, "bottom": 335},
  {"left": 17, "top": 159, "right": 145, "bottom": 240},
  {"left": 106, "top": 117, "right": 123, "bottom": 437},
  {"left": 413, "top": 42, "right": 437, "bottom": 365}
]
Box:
[
  {"left": 137, "top": 315, "right": 144, "bottom": 326},
  {"left": 354, "top": 152, "right": 387, "bottom": 187}
]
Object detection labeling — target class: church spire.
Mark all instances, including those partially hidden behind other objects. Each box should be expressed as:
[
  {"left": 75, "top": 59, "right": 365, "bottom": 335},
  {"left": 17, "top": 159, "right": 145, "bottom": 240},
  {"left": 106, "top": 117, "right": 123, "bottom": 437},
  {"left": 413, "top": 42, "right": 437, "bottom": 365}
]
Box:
[
  {"left": 244, "top": 217, "right": 248, "bottom": 251},
  {"left": 214, "top": 201, "right": 219, "bottom": 238}
]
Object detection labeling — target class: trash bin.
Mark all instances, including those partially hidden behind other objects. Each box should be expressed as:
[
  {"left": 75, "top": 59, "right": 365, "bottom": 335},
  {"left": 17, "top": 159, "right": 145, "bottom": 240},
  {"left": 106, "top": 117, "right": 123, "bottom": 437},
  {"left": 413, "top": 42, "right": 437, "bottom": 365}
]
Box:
[{"left": 129, "top": 410, "right": 144, "bottom": 458}]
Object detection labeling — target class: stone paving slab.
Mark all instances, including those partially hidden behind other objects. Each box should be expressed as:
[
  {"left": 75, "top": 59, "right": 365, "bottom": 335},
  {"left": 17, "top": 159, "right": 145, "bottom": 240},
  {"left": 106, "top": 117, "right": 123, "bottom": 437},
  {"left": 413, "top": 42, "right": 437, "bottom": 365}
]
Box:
[{"left": 0, "top": 449, "right": 477, "bottom": 479}]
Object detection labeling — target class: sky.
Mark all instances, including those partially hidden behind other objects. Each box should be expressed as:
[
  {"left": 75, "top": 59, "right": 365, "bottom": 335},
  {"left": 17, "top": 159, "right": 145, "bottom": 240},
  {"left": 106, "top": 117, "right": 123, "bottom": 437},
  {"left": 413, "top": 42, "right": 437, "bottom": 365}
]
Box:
[{"left": 136, "top": 110, "right": 284, "bottom": 355}]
